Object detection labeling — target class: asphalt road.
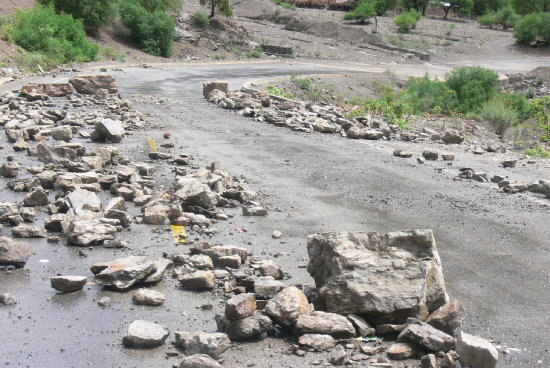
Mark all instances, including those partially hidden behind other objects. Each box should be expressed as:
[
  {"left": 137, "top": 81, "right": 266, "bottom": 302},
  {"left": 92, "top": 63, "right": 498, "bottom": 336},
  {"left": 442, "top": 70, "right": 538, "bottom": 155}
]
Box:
[{"left": 1, "top": 60, "right": 549, "bottom": 367}]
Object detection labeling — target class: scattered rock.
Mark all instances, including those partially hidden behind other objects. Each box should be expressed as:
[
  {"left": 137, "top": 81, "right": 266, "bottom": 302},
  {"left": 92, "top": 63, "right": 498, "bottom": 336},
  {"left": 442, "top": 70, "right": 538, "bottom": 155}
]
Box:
[
  {"left": 264, "top": 286, "right": 311, "bottom": 328},
  {"left": 425, "top": 300, "right": 466, "bottom": 334},
  {"left": 24, "top": 188, "right": 49, "bottom": 206},
  {"left": 92, "top": 119, "right": 125, "bottom": 143},
  {"left": 20, "top": 83, "right": 75, "bottom": 97},
  {"left": 502, "top": 159, "right": 517, "bottom": 168},
  {"left": 0, "top": 162, "right": 19, "bottom": 178},
  {"left": 347, "top": 314, "right": 375, "bottom": 337},
  {"left": 420, "top": 353, "right": 437, "bottom": 368},
  {"left": 225, "top": 293, "right": 256, "bottom": 320},
  {"left": 67, "top": 220, "right": 117, "bottom": 246},
  {"left": 441, "top": 130, "right": 465, "bottom": 144},
  {"left": 216, "top": 312, "right": 273, "bottom": 341},
  {"left": 298, "top": 334, "right": 336, "bottom": 351},
  {"left": 132, "top": 289, "right": 166, "bottom": 306},
  {"left": 92, "top": 256, "right": 155, "bottom": 290},
  {"left": 12, "top": 224, "right": 47, "bottom": 238},
  {"left": 50, "top": 276, "right": 87, "bottom": 293},
  {"left": 387, "top": 342, "right": 414, "bottom": 360},
  {"left": 0, "top": 237, "right": 31, "bottom": 268},
  {"left": 242, "top": 205, "right": 267, "bottom": 216},
  {"left": 328, "top": 345, "right": 347, "bottom": 365},
  {"left": 422, "top": 151, "right": 439, "bottom": 160},
  {"left": 69, "top": 75, "right": 118, "bottom": 95},
  {"left": 98, "top": 296, "right": 112, "bottom": 307},
  {"left": 179, "top": 270, "right": 216, "bottom": 290},
  {"left": 203, "top": 81, "right": 229, "bottom": 98},
  {"left": 179, "top": 354, "right": 222, "bottom": 368},
  {"left": 176, "top": 331, "right": 231, "bottom": 358},
  {"left": 294, "top": 311, "right": 356, "bottom": 338},
  {"left": 456, "top": 331, "right": 498, "bottom": 368},
  {"left": 122, "top": 320, "right": 169, "bottom": 348},
  {"left": 397, "top": 318, "right": 455, "bottom": 352},
  {"left": 272, "top": 230, "right": 283, "bottom": 239},
  {"left": 0, "top": 293, "right": 17, "bottom": 305}
]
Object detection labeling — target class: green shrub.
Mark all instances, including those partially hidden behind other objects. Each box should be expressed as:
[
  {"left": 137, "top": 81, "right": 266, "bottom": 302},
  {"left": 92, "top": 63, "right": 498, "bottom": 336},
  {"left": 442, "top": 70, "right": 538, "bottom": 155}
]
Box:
[
  {"left": 479, "top": 99, "right": 520, "bottom": 134},
  {"left": 10, "top": 5, "right": 98, "bottom": 69},
  {"left": 395, "top": 9, "right": 421, "bottom": 32},
  {"left": 478, "top": 12, "right": 498, "bottom": 28},
  {"left": 246, "top": 50, "right": 262, "bottom": 58},
  {"left": 272, "top": 0, "right": 297, "bottom": 10},
  {"left": 343, "top": 0, "right": 376, "bottom": 22},
  {"left": 295, "top": 77, "right": 313, "bottom": 90},
  {"left": 531, "top": 96, "right": 550, "bottom": 141},
  {"left": 266, "top": 85, "right": 295, "bottom": 100},
  {"left": 40, "top": 0, "right": 115, "bottom": 29},
  {"left": 514, "top": 13, "right": 543, "bottom": 44},
  {"left": 494, "top": 93, "right": 531, "bottom": 121},
  {"left": 214, "top": 53, "right": 226, "bottom": 60},
  {"left": 193, "top": 10, "right": 210, "bottom": 27},
  {"left": 495, "top": 6, "right": 521, "bottom": 29},
  {"left": 120, "top": 1, "right": 175, "bottom": 57},
  {"left": 135, "top": 0, "right": 183, "bottom": 13},
  {"left": 525, "top": 146, "right": 550, "bottom": 158},
  {"left": 445, "top": 66, "right": 499, "bottom": 113},
  {"left": 401, "top": 74, "right": 458, "bottom": 114}
]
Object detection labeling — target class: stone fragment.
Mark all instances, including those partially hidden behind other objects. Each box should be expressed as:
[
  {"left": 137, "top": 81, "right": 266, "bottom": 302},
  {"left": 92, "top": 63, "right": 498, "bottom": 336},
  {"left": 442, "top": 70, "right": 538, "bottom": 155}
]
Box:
[
  {"left": 69, "top": 74, "right": 118, "bottom": 95},
  {"left": 216, "top": 312, "right": 273, "bottom": 341},
  {"left": 264, "top": 286, "right": 310, "bottom": 328},
  {"left": 295, "top": 311, "right": 356, "bottom": 338},
  {"left": 132, "top": 289, "right": 165, "bottom": 306},
  {"left": 216, "top": 255, "right": 241, "bottom": 269},
  {"left": 387, "top": 342, "right": 414, "bottom": 360},
  {"left": 20, "top": 83, "right": 75, "bottom": 97},
  {"left": 66, "top": 188, "right": 102, "bottom": 212},
  {"left": 441, "top": 154, "right": 454, "bottom": 161},
  {"left": 92, "top": 119, "right": 125, "bottom": 143},
  {"left": 67, "top": 220, "right": 117, "bottom": 246},
  {"left": 98, "top": 296, "right": 112, "bottom": 307},
  {"left": 328, "top": 345, "right": 347, "bottom": 365},
  {"left": 12, "top": 224, "right": 47, "bottom": 238},
  {"left": 397, "top": 318, "right": 455, "bottom": 352},
  {"left": 422, "top": 151, "right": 439, "bottom": 160},
  {"left": 0, "top": 162, "right": 19, "bottom": 178},
  {"left": 144, "top": 258, "right": 173, "bottom": 283},
  {"left": 347, "top": 314, "right": 375, "bottom": 337},
  {"left": 179, "top": 270, "right": 215, "bottom": 290},
  {"left": 425, "top": 300, "right": 466, "bottom": 334},
  {"left": 456, "top": 331, "right": 498, "bottom": 368},
  {"left": 122, "top": 320, "right": 169, "bottom": 348},
  {"left": 24, "top": 188, "right": 49, "bottom": 206},
  {"left": 258, "top": 260, "right": 284, "bottom": 279},
  {"left": 242, "top": 205, "right": 267, "bottom": 216},
  {"left": 50, "top": 276, "right": 87, "bottom": 293},
  {"left": 420, "top": 354, "right": 437, "bottom": 368},
  {"left": 298, "top": 334, "right": 336, "bottom": 351},
  {"left": 225, "top": 293, "right": 256, "bottom": 320},
  {"left": 441, "top": 130, "right": 465, "bottom": 144},
  {"left": 176, "top": 331, "right": 230, "bottom": 358},
  {"left": 254, "top": 278, "right": 286, "bottom": 299},
  {"left": 307, "top": 230, "right": 448, "bottom": 323},
  {"left": 51, "top": 126, "right": 73, "bottom": 142},
  {"left": 203, "top": 81, "right": 229, "bottom": 98},
  {"left": 190, "top": 254, "right": 214, "bottom": 270},
  {"left": 502, "top": 159, "right": 517, "bottom": 168},
  {"left": 0, "top": 293, "right": 17, "bottom": 305},
  {"left": 179, "top": 354, "right": 222, "bottom": 368},
  {"left": 92, "top": 256, "right": 154, "bottom": 290},
  {"left": 272, "top": 230, "right": 282, "bottom": 239}
]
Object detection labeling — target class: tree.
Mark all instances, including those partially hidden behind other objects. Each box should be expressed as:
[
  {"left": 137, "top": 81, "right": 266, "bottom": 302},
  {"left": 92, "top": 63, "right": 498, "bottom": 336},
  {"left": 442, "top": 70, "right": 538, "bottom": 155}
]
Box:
[
  {"left": 40, "top": 0, "right": 115, "bottom": 29},
  {"left": 135, "top": 0, "right": 183, "bottom": 14},
  {"left": 343, "top": 0, "right": 377, "bottom": 22},
  {"left": 199, "top": 0, "right": 233, "bottom": 18},
  {"left": 372, "top": 0, "right": 398, "bottom": 15},
  {"left": 512, "top": 0, "right": 550, "bottom": 15},
  {"left": 440, "top": 0, "right": 474, "bottom": 19},
  {"left": 401, "top": 0, "right": 429, "bottom": 15}
]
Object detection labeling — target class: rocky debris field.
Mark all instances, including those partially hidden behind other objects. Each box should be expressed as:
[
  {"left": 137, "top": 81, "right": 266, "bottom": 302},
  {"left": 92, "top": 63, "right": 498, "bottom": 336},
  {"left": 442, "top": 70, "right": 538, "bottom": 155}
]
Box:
[
  {"left": 0, "top": 74, "right": 510, "bottom": 368},
  {"left": 204, "top": 81, "right": 550, "bottom": 206}
]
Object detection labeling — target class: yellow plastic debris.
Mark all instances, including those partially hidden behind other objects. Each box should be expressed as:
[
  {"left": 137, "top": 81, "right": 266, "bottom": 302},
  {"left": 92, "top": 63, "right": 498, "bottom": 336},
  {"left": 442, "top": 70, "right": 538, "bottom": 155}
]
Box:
[
  {"left": 148, "top": 137, "right": 158, "bottom": 153},
  {"left": 171, "top": 225, "right": 186, "bottom": 244}
]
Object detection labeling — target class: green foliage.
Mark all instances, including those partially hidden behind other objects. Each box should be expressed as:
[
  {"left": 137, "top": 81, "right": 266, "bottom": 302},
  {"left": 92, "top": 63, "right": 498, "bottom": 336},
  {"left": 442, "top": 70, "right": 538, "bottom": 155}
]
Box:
[
  {"left": 272, "top": 0, "right": 297, "bottom": 10},
  {"left": 266, "top": 85, "right": 295, "bottom": 100},
  {"left": 343, "top": 0, "right": 377, "bottom": 22},
  {"left": 531, "top": 96, "right": 550, "bottom": 141},
  {"left": 40, "top": 0, "right": 115, "bottom": 29},
  {"left": 512, "top": 0, "right": 550, "bottom": 15},
  {"left": 478, "top": 98, "right": 521, "bottom": 134},
  {"left": 525, "top": 146, "right": 550, "bottom": 158},
  {"left": 513, "top": 12, "right": 550, "bottom": 45},
  {"left": 372, "top": 0, "right": 398, "bottom": 15},
  {"left": 10, "top": 5, "right": 98, "bottom": 69},
  {"left": 120, "top": 1, "right": 175, "bottom": 57},
  {"left": 478, "top": 11, "right": 499, "bottom": 27},
  {"left": 199, "top": 0, "right": 233, "bottom": 18},
  {"left": 395, "top": 9, "right": 421, "bottom": 32},
  {"left": 214, "top": 53, "right": 226, "bottom": 60},
  {"left": 445, "top": 66, "right": 499, "bottom": 113},
  {"left": 246, "top": 50, "right": 262, "bottom": 58},
  {"left": 193, "top": 10, "right": 210, "bottom": 27},
  {"left": 99, "top": 46, "right": 127, "bottom": 61},
  {"left": 440, "top": 0, "right": 474, "bottom": 19},
  {"left": 401, "top": 0, "right": 429, "bottom": 14},
  {"left": 14, "top": 51, "right": 60, "bottom": 72},
  {"left": 401, "top": 74, "right": 458, "bottom": 114},
  {"left": 295, "top": 77, "right": 314, "bottom": 90},
  {"left": 494, "top": 93, "right": 531, "bottom": 121},
  {"left": 496, "top": 6, "right": 521, "bottom": 28},
  {"left": 135, "top": 0, "right": 183, "bottom": 13}
]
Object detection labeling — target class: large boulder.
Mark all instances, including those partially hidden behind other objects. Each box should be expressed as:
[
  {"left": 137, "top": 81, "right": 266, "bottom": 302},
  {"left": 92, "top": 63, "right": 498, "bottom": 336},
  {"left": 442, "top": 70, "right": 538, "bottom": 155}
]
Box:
[
  {"left": 307, "top": 229, "right": 448, "bottom": 323},
  {"left": 456, "top": 331, "right": 498, "bottom": 368},
  {"left": 441, "top": 129, "right": 465, "bottom": 144},
  {"left": 69, "top": 74, "right": 118, "bottom": 95},
  {"left": 0, "top": 237, "right": 31, "bottom": 268},
  {"left": 264, "top": 286, "right": 310, "bottom": 328}
]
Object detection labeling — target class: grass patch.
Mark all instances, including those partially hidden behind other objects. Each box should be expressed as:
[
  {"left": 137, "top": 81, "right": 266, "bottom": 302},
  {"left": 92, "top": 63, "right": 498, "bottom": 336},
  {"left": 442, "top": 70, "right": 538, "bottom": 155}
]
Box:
[
  {"left": 525, "top": 146, "right": 550, "bottom": 158},
  {"left": 266, "top": 84, "right": 295, "bottom": 100},
  {"left": 214, "top": 53, "right": 227, "bottom": 60},
  {"left": 99, "top": 46, "right": 127, "bottom": 62},
  {"left": 272, "top": 0, "right": 296, "bottom": 10}
]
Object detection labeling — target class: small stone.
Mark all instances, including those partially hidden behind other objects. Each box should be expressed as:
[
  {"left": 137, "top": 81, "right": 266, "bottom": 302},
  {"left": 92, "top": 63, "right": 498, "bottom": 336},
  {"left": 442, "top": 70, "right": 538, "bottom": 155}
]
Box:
[
  {"left": 456, "top": 331, "right": 498, "bottom": 368},
  {"left": 425, "top": 300, "right": 466, "bottom": 334},
  {"left": 98, "top": 296, "right": 112, "bottom": 307},
  {"left": 122, "top": 320, "right": 169, "bottom": 348},
  {"left": 225, "top": 293, "right": 256, "bottom": 320},
  {"left": 422, "top": 151, "right": 438, "bottom": 160},
  {"left": 50, "top": 276, "right": 87, "bottom": 293},
  {"left": 132, "top": 289, "right": 166, "bottom": 306},
  {"left": 387, "top": 342, "right": 414, "bottom": 360},
  {"left": 179, "top": 354, "right": 222, "bottom": 368},
  {"left": 216, "top": 255, "right": 241, "bottom": 269},
  {"left": 24, "top": 188, "right": 49, "bottom": 206},
  {"left": 179, "top": 270, "right": 215, "bottom": 290},
  {"left": 502, "top": 160, "right": 517, "bottom": 168},
  {"left": 347, "top": 314, "right": 375, "bottom": 337},
  {"left": 242, "top": 205, "right": 267, "bottom": 216},
  {"left": 420, "top": 354, "right": 437, "bottom": 368},
  {"left": 298, "top": 334, "right": 336, "bottom": 351},
  {"left": 264, "top": 286, "right": 310, "bottom": 328},
  {"left": 190, "top": 254, "right": 214, "bottom": 270},
  {"left": 12, "top": 224, "right": 47, "bottom": 238},
  {"left": 295, "top": 311, "right": 356, "bottom": 338},
  {"left": 441, "top": 129, "right": 465, "bottom": 144},
  {"left": 0, "top": 293, "right": 17, "bottom": 305},
  {"left": 417, "top": 157, "right": 426, "bottom": 164},
  {"left": 272, "top": 230, "right": 283, "bottom": 239},
  {"left": 441, "top": 154, "right": 454, "bottom": 161},
  {"left": 328, "top": 345, "right": 347, "bottom": 365},
  {"left": 0, "top": 162, "right": 19, "bottom": 178}
]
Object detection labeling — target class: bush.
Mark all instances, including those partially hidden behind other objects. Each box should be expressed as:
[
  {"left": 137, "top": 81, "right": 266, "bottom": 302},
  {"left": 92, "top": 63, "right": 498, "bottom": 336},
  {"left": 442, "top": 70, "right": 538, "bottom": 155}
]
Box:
[
  {"left": 496, "top": 6, "right": 521, "bottom": 29},
  {"left": 395, "top": 10, "right": 421, "bottom": 32},
  {"left": 494, "top": 93, "right": 531, "bottom": 121},
  {"left": 135, "top": 0, "right": 183, "bottom": 14},
  {"left": 479, "top": 98, "right": 520, "bottom": 134},
  {"left": 478, "top": 11, "right": 498, "bottom": 28},
  {"left": 266, "top": 85, "right": 295, "bottom": 100},
  {"left": 531, "top": 96, "right": 550, "bottom": 141},
  {"left": 343, "top": 0, "right": 376, "bottom": 22},
  {"left": 445, "top": 66, "right": 499, "bottom": 113},
  {"left": 372, "top": 0, "right": 398, "bottom": 15},
  {"left": 10, "top": 5, "right": 98, "bottom": 69},
  {"left": 401, "top": 74, "right": 458, "bottom": 114},
  {"left": 40, "top": 0, "right": 115, "bottom": 29},
  {"left": 120, "top": 1, "right": 175, "bottom": 57},
  {"left": 514, "top": 13, "right": 543, "bottom": 45},
  {"left": 193, "top": 10, "right": 210, "bottom": 27},
  {"left": 525, "top": 146, "right": 550, "bottom": 158}
]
